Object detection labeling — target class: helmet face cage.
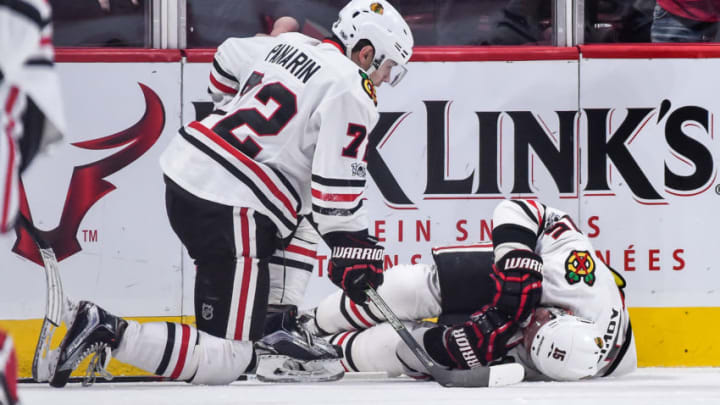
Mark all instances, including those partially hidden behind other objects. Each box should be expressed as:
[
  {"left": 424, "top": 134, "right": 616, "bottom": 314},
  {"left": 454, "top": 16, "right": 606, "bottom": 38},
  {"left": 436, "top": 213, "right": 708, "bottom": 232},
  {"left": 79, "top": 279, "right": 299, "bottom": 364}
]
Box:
[
  {"left": 372, "top": 59, "right": 407, "bottom": 87},
  {"left": 387, "top": 62, "right": 407, "bottom": 87}
]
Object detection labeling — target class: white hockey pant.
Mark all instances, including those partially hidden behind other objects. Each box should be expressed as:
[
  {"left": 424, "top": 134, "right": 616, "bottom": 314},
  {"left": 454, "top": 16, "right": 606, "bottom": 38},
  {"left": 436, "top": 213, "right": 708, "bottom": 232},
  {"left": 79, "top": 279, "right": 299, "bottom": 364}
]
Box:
[{"left": 314, "top": 263, "right": 442, "bottom": 333}]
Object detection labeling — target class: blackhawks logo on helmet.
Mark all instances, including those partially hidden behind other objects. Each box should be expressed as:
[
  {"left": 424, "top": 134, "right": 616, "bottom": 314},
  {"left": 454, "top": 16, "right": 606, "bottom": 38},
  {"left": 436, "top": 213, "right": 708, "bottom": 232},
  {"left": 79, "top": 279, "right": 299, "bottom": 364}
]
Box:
[
  {"left": 370, "top": 2, "right": 385, "bottom": 14},
  {"left": 565, "top": 250, "right": 596, "bottom": 286},
  {"left": 358, "top": 70, "right": 377, "bottom": 106}
]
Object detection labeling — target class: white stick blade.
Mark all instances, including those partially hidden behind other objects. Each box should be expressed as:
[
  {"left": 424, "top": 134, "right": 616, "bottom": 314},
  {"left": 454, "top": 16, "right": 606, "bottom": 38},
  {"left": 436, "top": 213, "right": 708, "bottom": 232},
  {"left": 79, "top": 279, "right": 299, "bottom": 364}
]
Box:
[{"left": 487, "top": 363, "right": 525, "bottom": 387}]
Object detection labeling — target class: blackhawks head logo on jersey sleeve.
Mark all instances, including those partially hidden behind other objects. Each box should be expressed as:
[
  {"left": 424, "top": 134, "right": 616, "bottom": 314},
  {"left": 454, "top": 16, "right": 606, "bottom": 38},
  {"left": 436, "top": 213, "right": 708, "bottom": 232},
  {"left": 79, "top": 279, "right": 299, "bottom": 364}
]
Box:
[{"left": 565, "top": 250, "right": 596, "bottom": 286}]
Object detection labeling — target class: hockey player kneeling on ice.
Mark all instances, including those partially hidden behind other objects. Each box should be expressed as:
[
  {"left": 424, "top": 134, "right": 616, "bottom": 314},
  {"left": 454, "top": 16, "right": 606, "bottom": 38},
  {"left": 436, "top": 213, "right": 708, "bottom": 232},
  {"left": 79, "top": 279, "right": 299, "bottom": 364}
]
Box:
[
  {"left": 302, "top": 199, "right": 636, "bottom": 382},
  {"left": 47, "top": 0, "right": 414, "bottom": 387}
]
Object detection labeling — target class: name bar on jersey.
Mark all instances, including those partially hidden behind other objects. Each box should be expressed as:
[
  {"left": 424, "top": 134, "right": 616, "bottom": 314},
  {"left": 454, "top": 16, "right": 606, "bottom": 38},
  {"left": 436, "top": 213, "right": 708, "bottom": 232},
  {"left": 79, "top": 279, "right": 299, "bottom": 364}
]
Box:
[{"left": 265, "top": 43, "right": 322, "bottom": 84}]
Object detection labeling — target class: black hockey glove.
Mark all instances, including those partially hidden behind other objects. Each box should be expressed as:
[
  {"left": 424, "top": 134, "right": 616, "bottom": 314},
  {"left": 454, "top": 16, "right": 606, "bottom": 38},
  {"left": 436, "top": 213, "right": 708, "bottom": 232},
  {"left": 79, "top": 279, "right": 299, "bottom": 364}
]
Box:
[
  {"left": 421, "top": 306, "right": 519, "bottom": 369},
  {"left": 491, "top": 249, "right": 543, "bottom": 324},
  {"left": 325, "top": 231, "right": 384, "bottom": 304}
]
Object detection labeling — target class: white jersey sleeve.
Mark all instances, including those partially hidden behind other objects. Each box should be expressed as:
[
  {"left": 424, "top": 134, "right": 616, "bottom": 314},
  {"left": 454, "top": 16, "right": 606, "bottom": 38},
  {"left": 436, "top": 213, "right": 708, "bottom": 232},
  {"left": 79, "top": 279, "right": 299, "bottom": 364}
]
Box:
[
  {"left": 491, "top": 199, "right": 547, "bottom": 262},
  {"left": 310, "top": 80, "right": 378, "bottom": 236},
  {"left": 209, "top": 37, "right": 261, "bottom": 107},
  {"left": 0, "top": 0, "right": 65, "bottom": 134},
  {"left": 0, "top": 0, "right": 50, "bottom": 79}
]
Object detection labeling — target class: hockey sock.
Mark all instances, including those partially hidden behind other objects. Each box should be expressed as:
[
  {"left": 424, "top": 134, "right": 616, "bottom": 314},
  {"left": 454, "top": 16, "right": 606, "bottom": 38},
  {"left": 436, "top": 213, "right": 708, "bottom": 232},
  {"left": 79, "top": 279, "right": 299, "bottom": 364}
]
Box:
[
  {"left": 114, "top": 321, "right": 255, "bottom": 385},
  {"left": 327, "top": 323, "right": 407, "bottom": 377}
]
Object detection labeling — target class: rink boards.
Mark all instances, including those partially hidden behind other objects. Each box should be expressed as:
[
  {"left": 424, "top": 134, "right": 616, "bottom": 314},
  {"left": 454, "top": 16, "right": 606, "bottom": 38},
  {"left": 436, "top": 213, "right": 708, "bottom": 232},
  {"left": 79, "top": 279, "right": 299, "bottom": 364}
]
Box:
[{"left": 2, "top": 45, "right": 720, "bottom": 377}]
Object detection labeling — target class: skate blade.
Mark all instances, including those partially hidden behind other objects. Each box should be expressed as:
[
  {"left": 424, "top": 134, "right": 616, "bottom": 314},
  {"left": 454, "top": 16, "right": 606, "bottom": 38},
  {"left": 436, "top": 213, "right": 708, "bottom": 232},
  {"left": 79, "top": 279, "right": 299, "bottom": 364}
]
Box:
[
  {"left": 256, "top": 355, "right": 345, "bottom": 383},
  {"left": 32, "top": 318, "right": 60, "bottom": 382}
]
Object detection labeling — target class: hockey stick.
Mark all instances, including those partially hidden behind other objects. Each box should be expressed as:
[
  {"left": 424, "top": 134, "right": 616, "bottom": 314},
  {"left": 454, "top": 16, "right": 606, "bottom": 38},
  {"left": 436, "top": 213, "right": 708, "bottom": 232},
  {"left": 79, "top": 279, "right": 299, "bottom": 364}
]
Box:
[
  {"left": 16, "top": 216, "right": 71, "bottom": 383},
  {"left": 364, "top": 286, "right": 524, "bottom": 388}
]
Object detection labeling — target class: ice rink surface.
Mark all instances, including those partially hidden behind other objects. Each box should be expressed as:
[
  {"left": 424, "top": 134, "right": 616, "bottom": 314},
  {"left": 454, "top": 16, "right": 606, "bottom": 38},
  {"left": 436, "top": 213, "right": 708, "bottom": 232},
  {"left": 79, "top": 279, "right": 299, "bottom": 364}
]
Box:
[{"left": 19, "top": 368, "right": 720, "bottom": 405}]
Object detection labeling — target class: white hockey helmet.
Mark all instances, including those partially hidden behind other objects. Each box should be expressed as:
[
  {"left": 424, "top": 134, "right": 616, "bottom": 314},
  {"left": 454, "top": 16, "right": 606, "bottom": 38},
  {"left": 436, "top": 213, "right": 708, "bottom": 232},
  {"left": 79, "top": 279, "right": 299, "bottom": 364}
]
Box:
[
  {"left": 524, "top": 307, "right": 603, "bottom": 381},
  {"left": 332, "top": 0, "right": 414, "bottom": 86}
]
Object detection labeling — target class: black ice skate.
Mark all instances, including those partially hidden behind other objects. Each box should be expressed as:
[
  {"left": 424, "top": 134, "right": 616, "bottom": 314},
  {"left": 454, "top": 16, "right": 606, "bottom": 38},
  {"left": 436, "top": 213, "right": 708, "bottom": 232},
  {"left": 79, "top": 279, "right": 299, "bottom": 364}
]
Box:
[
  {"left": 297, "top": 307, "right": 329, "bottom": 337},
  {"left": 255, "top": 305, "right": 343, "bottom": 382},
  {"left": 50, "top": 301, "right": 127, "bottom": 388}
]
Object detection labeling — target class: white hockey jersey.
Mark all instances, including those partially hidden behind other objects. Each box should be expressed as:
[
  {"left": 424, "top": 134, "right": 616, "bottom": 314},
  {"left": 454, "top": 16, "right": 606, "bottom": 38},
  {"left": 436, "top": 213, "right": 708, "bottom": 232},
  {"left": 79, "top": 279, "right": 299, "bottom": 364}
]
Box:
[
  {"left": 492, "top": 199, "right": 636, "bottom": 378},
  {"left": 160, "top": 33, "right": 379, "bottom": 238},
  {"left": 0, "top": 0, "right": 65, "bottom": 232},
  {"left": 0, "top": 0, "right": 65, "bottom": 134}
]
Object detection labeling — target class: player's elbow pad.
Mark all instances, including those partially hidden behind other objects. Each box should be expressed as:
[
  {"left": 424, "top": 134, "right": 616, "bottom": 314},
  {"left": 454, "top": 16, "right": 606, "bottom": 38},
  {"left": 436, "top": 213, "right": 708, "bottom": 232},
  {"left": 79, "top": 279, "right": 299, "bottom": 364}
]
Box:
[{"left": 491, "top": 250, "right": 544, "bottom": 324}]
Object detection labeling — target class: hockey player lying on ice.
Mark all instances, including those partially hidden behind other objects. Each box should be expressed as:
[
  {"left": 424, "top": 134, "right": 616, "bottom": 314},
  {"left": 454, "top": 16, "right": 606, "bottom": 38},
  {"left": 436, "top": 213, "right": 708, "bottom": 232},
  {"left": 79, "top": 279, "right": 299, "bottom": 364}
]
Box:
[{"left": 302, "top": 199, "right": 637, "bottom": 381}]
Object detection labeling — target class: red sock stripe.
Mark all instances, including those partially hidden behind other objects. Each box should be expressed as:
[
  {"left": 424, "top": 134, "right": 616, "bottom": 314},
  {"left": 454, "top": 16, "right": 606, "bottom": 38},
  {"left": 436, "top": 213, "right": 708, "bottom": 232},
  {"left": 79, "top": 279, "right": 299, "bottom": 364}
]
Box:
[
  {"left": 234, "top": 257, "right": 253, "bottom": 340},
  {"left": 348, "top": 300, "right": 373, "bottom": 328},
  {"left": 169, "top": 324, "right": 191, "bottom": 379},
  {"left": 336, "top": 331, "right": 353, "bottom": 346},
  {"left": 1, "top": 87, "right": 19, "bottom": 232},
  {"left": 239, "top": 207, "right": 250, "bottom": 254},
  {"left": 7, "top": 345, "right": 18, "bottom": 402},
  {"left": 234, "top": 208, "right": 252, "bottom": 340}
]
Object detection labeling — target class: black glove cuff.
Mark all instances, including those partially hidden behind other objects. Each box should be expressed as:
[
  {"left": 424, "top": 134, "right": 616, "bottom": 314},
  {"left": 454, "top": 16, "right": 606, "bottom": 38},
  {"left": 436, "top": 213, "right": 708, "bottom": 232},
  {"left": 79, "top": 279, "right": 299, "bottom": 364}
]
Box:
[
  {"left": 323, "top": 230, "right": 377, "bottom": 249},
  {"left": 422, "top": 327, "right": 455, "bottom": 368}
]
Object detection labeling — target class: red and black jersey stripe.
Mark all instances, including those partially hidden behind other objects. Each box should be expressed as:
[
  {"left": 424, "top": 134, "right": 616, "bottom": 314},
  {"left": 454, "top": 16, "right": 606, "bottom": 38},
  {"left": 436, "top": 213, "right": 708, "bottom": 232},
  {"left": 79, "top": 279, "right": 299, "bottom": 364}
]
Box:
[
  {"left": 24, "top": 57, "right": 53, "bottom": 67},
  {"left": 268, "top": 255, "right": 314, "bottom": 272},
  {"left": 492, "top": 223, "right": 538, "bottom": 251},
  {"left": 178, "top": 126, "right": 298, "bottom": 232},
  {"left": 209, "top": 58, "right": 238, "bottom": 95},
  {"left": 311, "top": 174, "right": 365, "bottom": 188},
  {"left": 311, "top": 174, "right": 366, "bottom": 216},
  {"left": 312, "top": 200, "right": 364, "bottom": 217},
  {"left": 0, "top": 0, "right": 49, "bottom": 28},
  {"left": 213, "top": 58, "right": 237, "bottom": 83},
  {"left": 492, "top": 200, "right": 546, "bottom": 251}
]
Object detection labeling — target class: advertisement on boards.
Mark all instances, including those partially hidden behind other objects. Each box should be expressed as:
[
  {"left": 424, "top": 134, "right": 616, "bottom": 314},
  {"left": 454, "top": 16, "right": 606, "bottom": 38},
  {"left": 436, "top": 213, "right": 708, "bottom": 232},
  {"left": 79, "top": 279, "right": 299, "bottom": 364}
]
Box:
[
  {"left": 184, "top": 58, "right": 581, "bottom": 308},
  {"left": 0, "top": 62, "right": 183, "bottom": 320},
  {"left": 580, "top": 57, "right": 720, "bottom": 307}
]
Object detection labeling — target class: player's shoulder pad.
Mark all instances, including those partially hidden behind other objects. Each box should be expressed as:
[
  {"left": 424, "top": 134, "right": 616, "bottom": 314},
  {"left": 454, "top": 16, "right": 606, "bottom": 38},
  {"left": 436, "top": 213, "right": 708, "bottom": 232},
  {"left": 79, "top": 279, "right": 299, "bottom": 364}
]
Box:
[
  {"left": 217, "top": 34, "right": 276, "bottom": 55},
  {"left": 276, "top": 32, "right": 321, "bottom": 46},
  {"left": 357, "top": 69, "right": 377, "bottom": 106}
]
